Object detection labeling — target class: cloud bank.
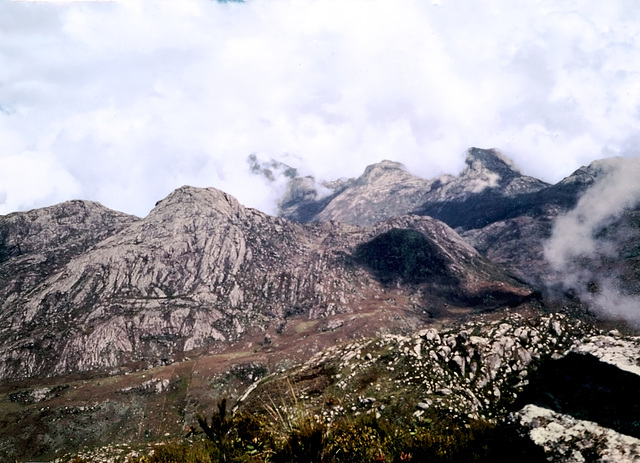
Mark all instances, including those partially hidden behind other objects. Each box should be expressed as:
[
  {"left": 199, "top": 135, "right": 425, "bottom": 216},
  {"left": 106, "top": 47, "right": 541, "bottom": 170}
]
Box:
[{"left": 1, "top": 0, "right": 640, "bottom": 217}]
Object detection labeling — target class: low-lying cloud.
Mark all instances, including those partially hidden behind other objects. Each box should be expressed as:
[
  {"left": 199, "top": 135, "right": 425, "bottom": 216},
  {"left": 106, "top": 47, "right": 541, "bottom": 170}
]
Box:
[
  {"left": 544, "top": 157, "right": 640, "bottom": 321},
  {"left": 1, "top": 0, "right": 640, "bottom": 217}
]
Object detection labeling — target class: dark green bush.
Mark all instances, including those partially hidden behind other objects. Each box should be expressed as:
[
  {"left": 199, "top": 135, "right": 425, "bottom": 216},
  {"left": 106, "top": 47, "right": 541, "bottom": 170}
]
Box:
[{"left": 272, "top": 417, "right": 325, "bottom": 463}]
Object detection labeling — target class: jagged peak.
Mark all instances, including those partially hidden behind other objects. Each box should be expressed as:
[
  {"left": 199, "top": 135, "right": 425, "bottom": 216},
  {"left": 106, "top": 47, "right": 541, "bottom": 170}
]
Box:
[
  {"left": 555, "top": 157, "right": 623, "bottom": 188},
  {"left": 464, "top": 148, "right": 521, "bottom": 179},
  {"left": 356, "top": 160, "right": 414, "bottom": 186}
]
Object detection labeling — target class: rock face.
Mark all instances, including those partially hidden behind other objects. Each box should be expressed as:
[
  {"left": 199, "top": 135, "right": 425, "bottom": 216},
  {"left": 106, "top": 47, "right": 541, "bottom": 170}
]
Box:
[
  {"left": 0, "top": 200, "right": 139, "bottom": 296},
  {"left": 279, "top": 148, "right": 550, "bottom": 229},
  {"left": 280, "top": 160, "right": 440, "bottom": 226},
  {"left": 0, "top": 186, "right": 531, "bottom": 380},
  {"left": 514, "top": 405, "right": 640, "bottom": 463},
  {"left": 279, "top": 148, "right": 640, "bottom": 290}
]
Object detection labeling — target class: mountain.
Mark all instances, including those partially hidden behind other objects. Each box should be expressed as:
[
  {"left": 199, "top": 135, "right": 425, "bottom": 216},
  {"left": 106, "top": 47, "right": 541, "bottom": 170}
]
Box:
[
  {"left": 0, "top": 186, "right": 533, "bottom": 382},
  {"left": 279, "top": 148, "right": 640, "bottom": 291},
  {"left": 279, "top": 148, "right": 551, "bottom": 228},
  {"left": 1, "top": 148, "right": 639, "bottom": 461}
]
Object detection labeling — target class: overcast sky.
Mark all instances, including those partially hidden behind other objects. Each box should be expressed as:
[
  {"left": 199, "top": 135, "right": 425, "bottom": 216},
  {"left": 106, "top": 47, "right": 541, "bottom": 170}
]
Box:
[{"left": 1, "top": 0, "right": 639, "bottom": 217}]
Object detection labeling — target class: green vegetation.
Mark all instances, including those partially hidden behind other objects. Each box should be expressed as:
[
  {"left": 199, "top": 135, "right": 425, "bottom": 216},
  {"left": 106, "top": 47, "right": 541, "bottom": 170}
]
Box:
[{"left": 112, "top": 398, "right": 544, "bottom": 463}]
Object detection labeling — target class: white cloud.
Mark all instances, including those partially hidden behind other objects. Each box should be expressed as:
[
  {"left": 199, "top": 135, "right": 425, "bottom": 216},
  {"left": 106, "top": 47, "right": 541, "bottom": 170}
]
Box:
[
  {"left": 544, "top": 157, "right": 640, "bottom": 320},
  {"left": 1, "top": 0, "right": 640, "bottom": 216},
  {"left": 545, "top": 157, "right": 640, "bottom": 270},
  {"left": 0, "top": 151, "right": 81, "bottom": 212}
]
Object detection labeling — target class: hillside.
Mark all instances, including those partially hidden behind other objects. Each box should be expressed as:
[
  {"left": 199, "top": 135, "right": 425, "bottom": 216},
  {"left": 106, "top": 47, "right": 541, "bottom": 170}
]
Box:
[{"left": 0, "top": 148, "right": 639, "bottom": 461}]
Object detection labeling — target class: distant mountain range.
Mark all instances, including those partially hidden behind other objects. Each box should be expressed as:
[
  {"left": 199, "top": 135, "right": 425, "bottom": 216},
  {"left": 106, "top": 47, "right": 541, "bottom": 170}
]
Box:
[
  {"left": 1, "top": 147, "right": 639, "bottom": 461},
  {"left": 279, "top": 147, "right": 640, "bottom": 292}
]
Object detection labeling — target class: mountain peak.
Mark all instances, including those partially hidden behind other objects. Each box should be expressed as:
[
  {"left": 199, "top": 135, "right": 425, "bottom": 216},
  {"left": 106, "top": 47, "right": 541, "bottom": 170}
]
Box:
[
  {"left": 151, "top": 185, "right": 243, "bottom": 219},
  {"left": 365, "top": 159, "right": 405, "bottom": 171},
  {"left": 464, "top": 147, "right": 521, "bottom": 180},
  {"left": 356, "top": 160, "right": 412, "bottom": 186}
]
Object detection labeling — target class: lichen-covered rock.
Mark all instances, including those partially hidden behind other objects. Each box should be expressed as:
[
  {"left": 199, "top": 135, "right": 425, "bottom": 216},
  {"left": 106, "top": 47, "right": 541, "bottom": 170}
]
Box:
[
  {"left": 241, "top": 313, "right": 599, "bottom": 421},
  {"left": 514, "top": 404, "right": 640, "bottom": 462},
  {"left": 571, "top": 334, "right": 640, "bottom": 376}
]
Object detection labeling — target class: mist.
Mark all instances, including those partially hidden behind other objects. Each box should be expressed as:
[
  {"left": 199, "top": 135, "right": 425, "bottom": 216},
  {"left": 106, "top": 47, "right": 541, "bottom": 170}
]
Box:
[
  {"left": 1, "top": 0, "right": 640, "bottom": 217},
  {"left": 544, "top": 157, "right": 640, "bottom": 321}
]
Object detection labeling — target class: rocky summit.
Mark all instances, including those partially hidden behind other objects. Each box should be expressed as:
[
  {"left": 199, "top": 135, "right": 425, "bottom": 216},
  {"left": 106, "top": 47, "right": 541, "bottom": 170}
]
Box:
[{"left": 1, "top": 148, "right": 639, "bottom": 462}]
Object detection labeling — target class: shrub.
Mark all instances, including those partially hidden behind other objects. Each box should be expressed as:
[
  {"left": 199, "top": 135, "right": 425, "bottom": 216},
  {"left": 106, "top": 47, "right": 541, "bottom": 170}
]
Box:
[{"left": 272, "top": 417, "right": 325, "bottom": 463}]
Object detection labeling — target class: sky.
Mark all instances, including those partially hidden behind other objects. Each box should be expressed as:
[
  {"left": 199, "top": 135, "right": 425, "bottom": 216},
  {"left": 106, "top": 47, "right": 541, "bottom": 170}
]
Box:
[{"left": 1, "top": 0, "right": 640, "bottom": 218}]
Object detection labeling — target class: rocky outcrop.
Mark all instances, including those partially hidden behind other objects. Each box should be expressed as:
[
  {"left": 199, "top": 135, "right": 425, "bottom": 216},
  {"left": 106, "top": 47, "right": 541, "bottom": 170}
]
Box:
[
  {"left": 0, "top": 187, "right": 531, "bottom": 380},
  {"left": 243, "top": 313, "right": 597, "bottom": 421},
  {"left": 514, "top": 405, "right": 640, "bottom": 462},
  {"left": 240, "top": 312, "right": 640, "bottom": 461}
]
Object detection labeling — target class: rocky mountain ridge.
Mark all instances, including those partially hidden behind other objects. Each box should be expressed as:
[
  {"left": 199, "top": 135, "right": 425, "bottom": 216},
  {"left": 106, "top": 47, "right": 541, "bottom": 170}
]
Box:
[
  {"left": 279, "top": 148, "right": 640, "bottom": 291},
  {"left": 278, "top": 148, "right": 552, "bottom": 228},
  {"left": 0, "top": 186, "right": 532, "bottom": 381},
  {"left": 236, "top": 311, "right": 640, "bottom": 462},
  {"left": 1, "top": 147, "right": 639, "bottom": 461}
]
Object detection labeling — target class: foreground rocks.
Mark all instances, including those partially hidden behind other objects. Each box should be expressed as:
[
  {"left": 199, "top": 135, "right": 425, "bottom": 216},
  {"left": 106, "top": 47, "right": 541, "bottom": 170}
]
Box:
[
  {"left": 239, "top": 312, "right": 640, "bottom": 461},
  {"left": 514, "top": 404, "right": 640, "bottom": 462},
  {"left": 3, "top": 310, "right": 639, "bottom": 462}
]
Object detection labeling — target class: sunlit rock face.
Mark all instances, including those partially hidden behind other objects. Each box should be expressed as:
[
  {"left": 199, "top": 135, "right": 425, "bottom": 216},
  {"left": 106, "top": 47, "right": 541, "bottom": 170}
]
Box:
[
  {"left": 514, "top": 405, "right": 640, "bottom": 462},
  {"left": 0, "top": 200, "right": 140, "bottom": 293},
  {"left": 0, "top": 186, "right": 530, "bottom": 380},
  {"left": 279, "top": 159, "right": 440, "bottom": 227}
]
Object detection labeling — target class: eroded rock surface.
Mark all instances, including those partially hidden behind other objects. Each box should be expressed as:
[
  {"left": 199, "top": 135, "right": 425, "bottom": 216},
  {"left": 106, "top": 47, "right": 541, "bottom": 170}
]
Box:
[
  {"left": 0, "top": 187, "right": 530, "bottom": 380},
  {"left": 514, "top": 404, "right": 640, "bottom": 462}
]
